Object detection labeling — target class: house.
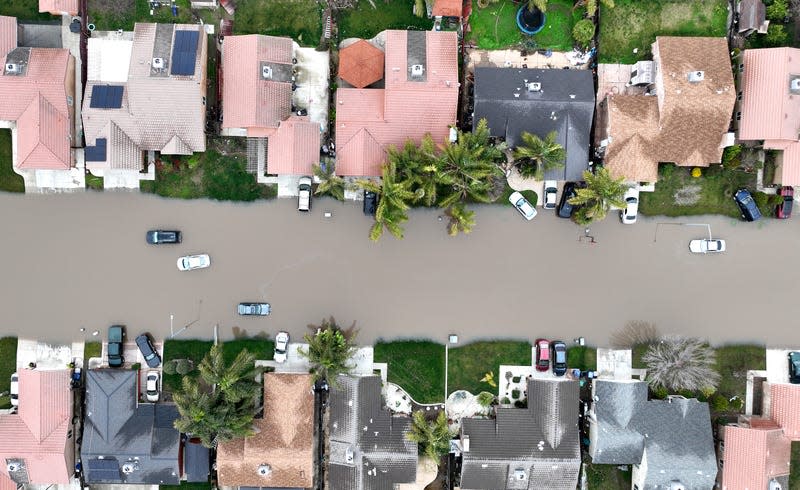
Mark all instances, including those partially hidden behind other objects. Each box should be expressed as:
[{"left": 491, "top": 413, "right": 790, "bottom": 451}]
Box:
[
  {"left": 432, "top": 0, "right": 463, "bottom": 20},
  {"left": 38, "top": 0, "right": 79, "bottom": 16},
  {"left": 473, "top": 67, "right": 595, "bottom": 181},
  {"left": 0, "top": 370, "right": 75, "bottom": 487},
  {"left": 81, "top": 369, "right": 181, "bottom": 484},
  {"left": 335, "top": 30, "right": 459, "bottom": 177},
  {"left": 328, "top": 375, "right": 417, "bottom": 490},
  {"left": 459, "top": 378, "right": 581, "bottom": 490},
  {"left": 737, "top": 0, "right": 769, "bottom": 36},
  {"left": 597, "top": 37, "right": 736, "bottom": 183},
  {"left": 0, "top": 15, "right": 77, "bottom": 185},
  {"left": 81, "top": 23, "right": 207, "bottom": 188},
  {"left": 588, "top": 380, "right": 718, "bottom": 489},
  {"left": 736, "top": 48, "right": 800, "bottom": 185},
  {"left": 216, "top": 373, "right": 314, "bottom": 488}
]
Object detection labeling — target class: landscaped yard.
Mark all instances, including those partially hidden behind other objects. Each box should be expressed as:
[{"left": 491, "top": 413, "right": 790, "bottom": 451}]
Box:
[
  {"left": 0, "top": 0, "right": 53, "bottom": 20},
  {"left": 468, "top": 0, "right": 578, "bottom": 50},
  {"left": 84, "top": 341, "right": 102, "bottom": 361},
  {"left": 584, "top": 460, "right": 632, "bottom": 489},
  {"left": 639, "top": 164, "right": 757, "bottom": 218},
  {"left": 598, "top": 0, "right": 728, "bottom": 63},
  {"left": 161, "top": 482, "right": 213, "bottom": 490},
  {"left": 0, "top": 130, "right": 24, "bottom": 193},
  {"left": 0, "top": 338, "right": 18, "bottom": 409},
  {"left": 567, "top": 345, "right": 597, "bottom": 371},
  {"left": 87, "top": 0, "right": 194, "bottom": 31},
  {"left": 447, "top": 340, "right": 531, "bottom": 395},
  {"left": 161, "top": 338, "right": 274, "bottom": 392},
  {"left": 234, "top": 0, "right": 322, "bottom": 47},
  {"left": 374, "top": 340, "right": 445, "bottom": 404},
  {"left": 791, "top": 442, "right": 800, "bottom": 489},
  {"left": 338, "top": 0, "right": 432, "bottom": 41}
]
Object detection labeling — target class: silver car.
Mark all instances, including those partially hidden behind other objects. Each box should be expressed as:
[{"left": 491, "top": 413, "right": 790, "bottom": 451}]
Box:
[
  {"left": 509, "top": 191, "right": 537, "bottom": 220},
  {"left": 238, "top": 302, "right": 271, "bottom": 316},
  {"left": 177, "top": 254, "right": 210, "bottom": 271}
]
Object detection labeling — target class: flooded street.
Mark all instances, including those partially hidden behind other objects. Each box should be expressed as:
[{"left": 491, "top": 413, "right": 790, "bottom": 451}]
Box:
[{"left": 1, "top": 191, "right": 798, "bottom": 348}]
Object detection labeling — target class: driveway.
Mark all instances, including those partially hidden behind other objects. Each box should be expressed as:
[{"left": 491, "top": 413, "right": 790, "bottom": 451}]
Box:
[{"left": 0, "top": 192, "right": 797, "bottom": 347}]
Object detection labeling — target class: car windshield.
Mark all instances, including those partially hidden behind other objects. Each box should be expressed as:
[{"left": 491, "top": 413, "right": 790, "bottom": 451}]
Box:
[
  {"left": 515, "top": 198, "right": 525, "bottom": 207},
  {"left": 556, "top": 351, "right": 566, "bottom": 363}
]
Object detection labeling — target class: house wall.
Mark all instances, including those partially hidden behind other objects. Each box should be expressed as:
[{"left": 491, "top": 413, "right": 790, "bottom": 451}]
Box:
[
  {"left": 66, "top": 54, "right": 76, "bottom": 153},
  {"left": 631, "top": 448, "right": 648, "bottom": 490}
]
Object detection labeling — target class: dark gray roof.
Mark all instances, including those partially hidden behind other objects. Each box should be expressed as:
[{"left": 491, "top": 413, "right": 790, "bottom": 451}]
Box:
[
  {"left": 473, "top": 67, "right": 595, "bottom": 181},
  {"left": 81, "top": 369, "right": 181, "bottom": 485},
  {"left": 590, "top": 380, "right": 718, "bottom": 489},
  {"left": 184, "top": 439, "right": 210, "bottom": 482},
  {"left": 460, "top": 379, "right": 581, "bottom": 490},
  {"left": 328, "top": 375, "right": 417, "bottom": 490}
]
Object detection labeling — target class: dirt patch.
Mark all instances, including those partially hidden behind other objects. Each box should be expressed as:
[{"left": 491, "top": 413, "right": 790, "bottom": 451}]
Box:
[{"left": 673, "top": 185, "right": 702, "bottom": 206}]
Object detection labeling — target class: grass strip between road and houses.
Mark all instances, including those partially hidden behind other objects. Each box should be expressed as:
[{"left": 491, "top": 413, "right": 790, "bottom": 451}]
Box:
[
  {"left": 0, "top": 129, "right": 24, "bottom": 193},
  {"left": 567, "top": 345, "right": 597, "bottom": 372},
  {"left": 0, "top": 338, "right": 18, "bottom": 409},
  {"left": 84, "top": 342, "right": 102, "bottom": 361},
  {"left": 374, "top": 340, "right": 445, "bottom": 404},
  {"left": 447, "top": 340, "right": 531, "bottom": 396},
  {"left": 791, "top": 442, "right": 800, "bottom": 488}
]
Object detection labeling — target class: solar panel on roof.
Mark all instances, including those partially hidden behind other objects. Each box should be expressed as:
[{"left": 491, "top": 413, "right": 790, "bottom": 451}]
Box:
[
  {"left": 170, "top": 30, "right": 199, "bottom": 76},
  {"left": 86, "top": 458, "right": 121, "bottom": 482},
  {"left": 89, "top": 85, "right": 124, "bottom": 109},
  {"left": 85, "top": 138, "right": 107, "bottom": 162}
]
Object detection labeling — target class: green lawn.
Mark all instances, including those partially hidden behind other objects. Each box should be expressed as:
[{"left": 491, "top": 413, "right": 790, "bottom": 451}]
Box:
[
  {"left": 84, "top": 342, "right": 102, "bottom": 360},
  {"left": 639, "top": 164, "right": 757, "bottom": 218},
  {"left": 88, "top": 0, "right": 194, "bottom": 31},
  {"left": 448, "top": 340, "right": 531, "bottom": 395},
  {"left": 567, "top": 345, "right": 597, "bottom": 371},
  {"left": 234, "top": 0, "right": 322, "bottom": 46},
  {"left": 162, "top": 338, "right": 274, "bottom": 392},
  {"left": 0, "top": 0, "right": 53, "bottom": 20},
  {"left": 584, "top": 461, "right": 632, "bottom": 489},
  {"left": 496, "top": 185, "right": 538, "bottom": 207},
  {"left": 791, "top": 442, "right": 800, "bottom": 489},
  {"left": 715, "top": 344, "right": 765, "bottom": 400},
  {"left": 338, "top": 0, "right": 432, "bottom": 41},
  {"left": 0, "top": 338, "right": 18, "bottom": 409},
  {"left": 140, "top": 150, "right": 277, "bottom": 201},
  {"left": 0, "top": 130, "right": 24, "bottom": 193},
  {"left": 598, "top": 0, "right": 728, "bottom": 63},
  {"left": 161, "top": 482, "right": 212, "bottom": 490},
  {"left": 468, "top": 0, "right": 577, "bottom": 50},
  {"left": 374, "top": 340, "right": 445, "bottom": 404}
]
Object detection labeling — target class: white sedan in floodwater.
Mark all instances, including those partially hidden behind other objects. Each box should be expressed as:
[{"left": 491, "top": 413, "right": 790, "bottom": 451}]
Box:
[
  {"left": 689, "top": 239, "right": 726, "bottom": 254},
  {"left": 177, "top": 254, "right": 211, "bottom": 271}
]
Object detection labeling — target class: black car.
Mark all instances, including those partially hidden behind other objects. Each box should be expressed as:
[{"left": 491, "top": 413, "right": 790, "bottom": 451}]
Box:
[
  {"left": 146, "top": 230, "right": 182, "bottom": 244},
  {"left": 733, "top": 189, "right": 762, "bottom": 222},
  {"left": 777, "top": 186, "right": 793, "bottom": 219},
  {"left": 557, "top": 182, "right": 578, "bottom": 218},
  {"left": 551, "top": 341, "right": 568, "bottom": 376},
  {"left": 363, "top": 191, "right": 378, "bottom": 216},
  {"left": 789, "top": 352, "right": 800, "bottom": 384},
  {"left": 135, "top": 333, "right": 161, "bottom": 368},
  {"left": 107, "top": 325, "right": 125, "bottom": 368}
]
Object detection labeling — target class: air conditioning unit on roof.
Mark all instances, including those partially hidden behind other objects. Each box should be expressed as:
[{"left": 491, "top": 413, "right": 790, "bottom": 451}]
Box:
[
  {"left": 5, "top": 63, "right": 18, "bottom": 74},
  {"left": 6, "top": 463, "right": 19, "bottom": 473},
  {"left": 687, "top": 71, "right": 704, "bottom": 82},
  {"left": 791, "top": 78, "right": 800, "bottom": 91},
  {"left": 262, "top": 65, "right": 272, "bottom": 79},
  {"left": 121, "top": 463, "right": 135, "bottom": 474},
  {"left": 411, "top": 64, "right": 424, "bottom": 77},
  {"left": 152, "top": 57, "right": 164, "bottom": 69},
  {"left": 527, "top": 82, "right": 541, "bottom": 92}
]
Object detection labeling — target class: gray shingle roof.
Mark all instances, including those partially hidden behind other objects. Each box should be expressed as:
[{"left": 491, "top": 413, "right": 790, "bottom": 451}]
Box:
[
  {"left": 328, "top": 375, "right": 417, "bottom": 490},
  {"left": 460, "top": 379, "right": 581, "bottom": 490},
  {"left": 81, "top": 369, "right": 181, "bottom": 484},
  {"left": 590, "top": 380, "right": 718, "bottom": 489},
  {"left": 473, "top": 67, "right": 595, "bottom": 181},
  {"left": 183, "top": 439, "right": 210, "bottom": 482}
]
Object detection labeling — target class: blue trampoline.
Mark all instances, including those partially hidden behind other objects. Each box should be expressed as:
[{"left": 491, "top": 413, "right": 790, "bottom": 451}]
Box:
[{"left": 516, "top": 6, "right": 546, "bottom": 35}]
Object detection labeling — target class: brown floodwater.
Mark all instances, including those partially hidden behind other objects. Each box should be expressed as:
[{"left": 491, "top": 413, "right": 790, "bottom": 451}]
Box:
[{"left": 1, "top": 192, "right": 798, "bottom": 348}]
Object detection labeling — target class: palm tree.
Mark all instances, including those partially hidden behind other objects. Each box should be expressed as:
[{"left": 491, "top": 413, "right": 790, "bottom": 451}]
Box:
[
  {"left": 298, "top": 316, "right": 358, "bottom": 387},
  {"left": 392, "top": 136, "right": 449, "bottom": 207},
  {"left": 568, "top": 167, "right": 627, "bottom": 225},
  {"left": 313, "top": 162, "right": 347, "bottom": 201},
  {"left": 198, "top": 344, "right": 260, "bottom": 404},
  {"left": 513, "top": 131, "right": 565, "bottom": 180},
  {"left": 406, "top": 410, "right": 454, "bottom": 463},
  {"left": 438, "top": 119, "right": 504, "bottom": 208},
  {"left": 445, "top": 202, "right": 476, "bottom": 236},
  {"left": 356, "top": 160, "right": 419, "bottom": 241}
]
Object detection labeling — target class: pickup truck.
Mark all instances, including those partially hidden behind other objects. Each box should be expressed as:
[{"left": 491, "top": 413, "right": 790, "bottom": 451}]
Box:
[{"left": 107, "top": 325, "right": 125, "bottom": 367}]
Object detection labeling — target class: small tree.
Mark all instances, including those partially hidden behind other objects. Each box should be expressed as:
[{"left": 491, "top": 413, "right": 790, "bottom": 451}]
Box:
[
  {"left": 163, "top": 359, "right": 178, "bottom": 375},
  {"left": 406, "top": 411, "right": 454, "bottom": 463},
  {"left": 610, "top": 320, "right": 660, "bottom": 349},
  {"left": 572, "top": 19, "right": 595, "bottom": 47},
  {"left": 480, "top": 371, "right": 497, "bottom": 388},
  {"left": 445, "top": 203, "right": 476, "bottom": 236},
  {"left": 568, "top": 167, "right": 627, "bottom": 225},
  {"left": 765, "top": 24, "right": 789, "bottom": 47},
  {"left": 767, "top": 0, "right": 788, "bottom": 20},
  {"left": 476, "top": 391, "right": 496, "bottom": 407},
  {"left": 313, "top": 163, "right": 347, "bottom": 201},
  {"left": 175, "top": 359, "right": 195, "bottom": 375},
  {"left": 513, "top": 131, "right": 566, "bottom": 180},
  {"left": 298, "top": 317, "right": 358, "bottom": 386},
  {"left": 642, "top": 336, "right": 720, "bottom": 392}
]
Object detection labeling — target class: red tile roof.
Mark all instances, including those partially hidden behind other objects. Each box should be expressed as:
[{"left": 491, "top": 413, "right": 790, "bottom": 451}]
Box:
[
  {"left": 335, "top": 30, "right": 458, "bottom": 176},
  {"left": 339, "top": 40, "right": 385, "bottom": 89},
  {"left": 432, "top": 0, "right": 463, "bottom": 17},
  {"left": 0, "top": 370, "right": 73, "bottom": 484},
  {"left": 721, "top": 424, "right": 791, "bottom": 490},
  {"left": 266, "top": 116, "right": 321, "bottom": 175},
  {"left": 0, "top": 474, "right": 14, "bottom": 490},
  {"left": 39, "top": 0, "right": 79, "bottom": 15},
  {"left": 0, "top": 48, "right": 73, "bottom": 170},
  {"left": 0, "top": 16, "right": 16, "bottom": 60},
  {"left": 770, "top": 383, "right": 800, "bottom": 440},
  {"left": 222, "top": 34, "right": 293, "bottom": 135}
]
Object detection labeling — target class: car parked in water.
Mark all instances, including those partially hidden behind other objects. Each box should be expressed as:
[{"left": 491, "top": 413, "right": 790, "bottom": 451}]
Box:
[
  {"left": 689, "top": 239, "right": 726, "bottom": 254},
  {"left": 733, "top": 189, "right": 762, "bottom": 222},
  {"left": 363, "top": 191, "right": 378, "bottom": 216},
  {"left": 535, "top": 339, "right": 550, "bottom": 372},
  {"left": 274, "top": 331, "right": 289, "bottom": 363},
  {"left": 135, "top": 333, "right": 161, "bottom": 368},
  {"left": 551, "top": 341, "right": 567, "bottom": 376},
  {"left": 9, "top": 373, "right": 18, "bottom": 407},
  {"left": 789, "top": 352, "right": 800, "bottom": 384},
  {"left": 177, "top": 254, "right": 210, "bottom": 271},
  {"left": 238, "top": 302, "right": 271, "bottom": 316},
  {"left": 107, "top": 325, "right": 125, "bottom": 368},
  {"left": 298, "top": 176, "right": 312, "bottom": 212},
  {"left": 543, "top": 181, "right": 558, "bottom": 209},
  {"left": 557, "top": 182, "right": 578, "bottom": 218},
  {"left": 777, "top": 186, "right": 793, "bottom": 219},
  {"left": 145, "top": 230, "right": 182, "bottom": 244},
  {"left": 620, "top": 188, "right": 639, "bottom": 224},
  {"left": 509, "top": 191, "right": 537, "bottom": 220},
  {"left": 146, "top": 371, "right": 160, "bottom": 402}
]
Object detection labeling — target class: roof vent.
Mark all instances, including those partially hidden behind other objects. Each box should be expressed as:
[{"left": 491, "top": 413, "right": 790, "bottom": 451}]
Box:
[
  {"left": 346, "top": 447, "right": 355, "bottom": 464},
  {"left": 687, "top": 71, "right": 704, "bottom": 82},
  {"left": 669, "top": 481, "right": 686, "bottom": 490},
  {"left": 6, "top": 463, "right": 19, "bottom": 473},
  {"left": 121, "top": 463, "right": 136, "bottom": 474},
  {"left": 514, "top": 468, "right": 527, "bottom": 481},
  {"left": 527, "top": 82, "right": 541, "bottom": 92},
  {"left": 5, "top": 63, "right": 18, "bottom": 74},
  {"left": 152, "top": 58, "right": 165, "bottom": 69},
  {"left": 257, "top": 464, "right": 272, "bottom": 476},
  {"left": 262, "top": 65, "right": 273, "bottom": 79},
  {"left": 411, "top": 64, "right": 424, "bottom": 77}
]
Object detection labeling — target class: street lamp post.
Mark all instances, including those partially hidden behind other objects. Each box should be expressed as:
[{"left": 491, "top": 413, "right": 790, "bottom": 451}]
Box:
[{"left": 170, "top": 314, "right": 174, "bottom": 338}]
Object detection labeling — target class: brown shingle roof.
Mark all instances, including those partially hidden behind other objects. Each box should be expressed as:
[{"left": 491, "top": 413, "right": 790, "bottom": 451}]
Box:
[
  {"left": 216, "top": 373, "right": 314, "bottom": 488},
  {"left": 339, "top": 40, "right": 384, "bottom": 89}
]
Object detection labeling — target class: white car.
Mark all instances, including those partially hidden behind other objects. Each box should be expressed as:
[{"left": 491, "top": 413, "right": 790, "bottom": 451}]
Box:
[
  {"left": 145, "top": 371, "right": 159, "bottom": 402},
  {"left": 298, "top": 176, "right": 312, "bottom": 212},
  {"left": 177, "top": 254, "right": 210, "bottom": 271},
  {"left": 620, "top": 188, "right": 639, "bottom": 224},
  {"left": 274, "top": 331, "right": 289, "bottom": 363},
  {"left": 9, "top": 373, "right": 18, "bottom": 408},
  {"left": 509, "top": 191, "right": 537, "bottom": 220},
  {"left": 689, "top": 239, "right": 726, "bottom": 254},
  {"left": 543, "top": 181, "right": 558, "bottom": 209}
]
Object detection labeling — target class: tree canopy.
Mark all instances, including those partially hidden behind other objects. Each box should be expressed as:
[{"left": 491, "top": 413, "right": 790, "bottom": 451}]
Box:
[{"left": 298, "top": 317, "right": 358, "bottom": 386}]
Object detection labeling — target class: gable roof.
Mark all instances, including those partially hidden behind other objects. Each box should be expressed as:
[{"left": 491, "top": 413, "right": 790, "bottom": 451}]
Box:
[
  {"left": 339, "top": 40, "right": 385, "bottom": 89},
  {"left": 432, "top": 0, "right": 463, "bottom": 18},
  {"left": 335, "top": 30, "right": 458, "bottom": 176},
  {"left": 0, "top": 47, "right": 73, "bottom": 170},
  {"left": 216, "top": 373, "right": 314, "bottom": 488},
  {"left": 738, "top": 0, "right": 767, "bottom": 33},
  {"left": 39, "top": 0, "right": 79, "bottom": 15},
  {"left": 221, "top": 34, "right": 293, "bottom": 135},
  {"left": 460, "top": 379, "right": 581, "bottom": 490},
  {"left": 0, "top": 370, "right": 73, "bottom": 485},
  {"left": 81, "top": 369, "right": 181, "bottom": 484},
  {"left": 0, "top": 16, "right": 16, "bottom": 60},
  {"left": 328, "top": 375, "right": 417, "bottom": 490},
  {"left": 590, "top": 380, "right": 718, "bottom": 488},
  {"left": 769, "top": 383, "right": 800, "bottom": 440},
  {"left": 474, "top": 67, "right": 595, "bottom": 181},
  {"left": 266, "top": 115, "right": 321, "bottom": 175},
  {"left": 720, "top": 422, "right": 791, "bottom": 490},
  {"left": 82, "top": 23, "right": 207, "bottom": 170}
]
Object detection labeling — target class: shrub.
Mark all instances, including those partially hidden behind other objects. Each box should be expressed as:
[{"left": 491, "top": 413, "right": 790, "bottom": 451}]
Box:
[
  {"left": 651, "top": 385, "right": 669, "bottom": 399},
  {"left": 765, "top": 24, "right": 789, "bottom": 47},
  {"left": 477, "top": 391, "right": 496, "bottom": 407},
  {"left": 512, "top": 376, "right": 521, "bottom": 383},
  {"left": 163, "top": 360, "right": 177, "bottom": 375},
  {"left": 722, "top": 145, "right": 743, "bottom": 169},
  {"left": 131, "top": 363, "right": 141, "bottom": 371},
  {"left": 766, "top": 0, "right": 788, "bottom": 20},
  {"left": 501, "top": 397, "right": 511, "bottom": 405},
  {"left": 175, "top": 359, "right": 195, "bottom": 375},
  {"left": 514, "top": 400, "right": 527, "bottom": 408},
  {"left": 729, "top": 396, "right": 744, "bottom": 411},
  {"left": 572, "top": 19, "right": 595, "bottom": 47},
  {"left": 643, "top": 336, "right": 720, "bottom": 392},
  {"left": 511, "top": 389, "right": 521, "bottom": 399},
  {"left": 710, "top": 394, "right": 730, "bottom": 412}
]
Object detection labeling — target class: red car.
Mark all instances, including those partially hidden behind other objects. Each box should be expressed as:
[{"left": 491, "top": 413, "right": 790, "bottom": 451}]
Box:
[
  {"left": 777, "top": 186, "right": 794, "bottom": 219},
  {"left": 535, "top": 339, "right": 550, "bottom": 372}
]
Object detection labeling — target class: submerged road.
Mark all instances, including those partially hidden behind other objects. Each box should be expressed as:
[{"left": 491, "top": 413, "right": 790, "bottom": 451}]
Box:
[{"left": 1, "top": 192, "right": 798, "bottom": 348}]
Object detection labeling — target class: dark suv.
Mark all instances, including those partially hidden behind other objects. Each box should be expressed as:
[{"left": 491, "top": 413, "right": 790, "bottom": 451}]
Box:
[
  {"left": 557, "top": 182, "right": 578, "bottom": 218},
  {"left": 363, "top": 191, "right": 378, "bottom": 216},
  {"left": 135, "top": 334, "right": 161, "bottom": 368},
  {"left": 733, "top": 189, "right": 762, "bottom": 222},
  {"left": 146, "top": 230, "right": 182, "bottom": 244},
  {"left": 789, "top": 352, "right": 800, "bottom": 384},
  {"left": 107, "top": 325, "right": 125, "bottom": 368}
]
